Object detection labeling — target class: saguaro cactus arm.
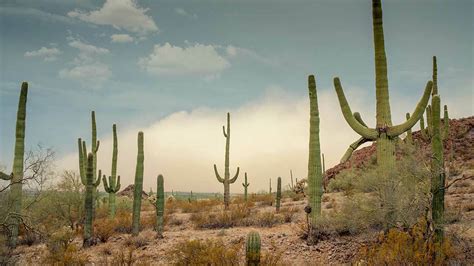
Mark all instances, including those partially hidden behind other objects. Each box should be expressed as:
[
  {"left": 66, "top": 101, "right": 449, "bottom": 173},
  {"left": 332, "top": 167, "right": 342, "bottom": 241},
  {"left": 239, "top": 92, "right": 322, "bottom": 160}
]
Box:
[
  {"left": 340, "top": 111, "right": 371, "bottom": 163},
  {"left": 229, "top": 167, "right": 240, "bottom": 183},
  {"left": 443, "top": 105, "right": 449, "bottom": 139},
  {"left": 387, "top": 81, "right": 433, "bottom": 137},
  {"left": 213, "top": 164, "right": 224, "bottom": 183},
  {"left": 334, "top": 78, "right": 378, "bottom": 140}
]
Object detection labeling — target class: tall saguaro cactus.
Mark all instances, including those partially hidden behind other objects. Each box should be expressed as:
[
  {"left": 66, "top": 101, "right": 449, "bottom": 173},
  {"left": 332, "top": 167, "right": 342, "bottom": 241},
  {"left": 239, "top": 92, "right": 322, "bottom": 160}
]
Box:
[
  {"left": 269, "top": 179, "right": 272, "bottom": 194},
  {"left": 431, "top": 95, "right": 445, "bottom": 242},
  {"left": 246, "top": 231, "right": 261, "bottom": 266},
  {"left": 83, "top": 153, "right": 95, "bottom": 247},
  {"left": 213, "top": 112, "right": 240, "bottom": 210},
  {"left": 103, "top": 125, "right": 121, "bottom": 218},
  {"left": 242, "top": 172, "right": 250, "bottom": 202},
  {"left": 307, "top": 75, "right": 323, "bottom": 222},
  {"left": 333, "top": 0, "right": 432, "bottom": 172},
  {"left": 2, "top": 82, "right": 28, "bottom": 248},
  {"left": 276, "top": 177, "right": 282, "bottom": 212},
  {"left": 132, "top": 132, "right": 144, "bottom": 236},
  {"left": 156, "top": 174, "right": 164, "bottom": 237}
]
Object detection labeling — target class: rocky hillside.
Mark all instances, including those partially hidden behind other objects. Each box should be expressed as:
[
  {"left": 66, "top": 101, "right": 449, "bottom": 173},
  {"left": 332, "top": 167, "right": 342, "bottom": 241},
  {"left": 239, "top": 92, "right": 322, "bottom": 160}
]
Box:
[{"left": 325, "top": 116, "right": 474, "bottom": 184}]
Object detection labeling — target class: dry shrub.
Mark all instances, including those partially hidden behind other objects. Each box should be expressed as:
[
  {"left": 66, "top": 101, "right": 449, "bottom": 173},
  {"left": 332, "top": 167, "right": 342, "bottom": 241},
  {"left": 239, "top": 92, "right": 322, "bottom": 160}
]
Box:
[
  {"left": 462, "top": 202, "right": 474, "bottom": 212},
  {"left": 261, "top": 241, "right": 286, "bottom": 266},
  {"left": 179, "top": 199, "right": 222, "bottom": 213},
  {"left": 358, "top": 219, "right": 458, "bottom": 265},
  {"left": 252, "top": 211, "right": 283, "bottom": 228},
  {"left": 250, "top": 193, "right": 274, "bottom": 206},
  {"left": 42, "top": 227, "right": 89, "bottom": 265},
  {"left": 279, "top": 207, "right": 298, "bottom": 223},
  {"left": 114, "top": 211, "right": 133, "bottom": 234},
  {"left": 167, "top": 216, "right": 183, "bottom": 227},
  {"left": 110, "top": 247, "right": 136, "bottom": 266},
  {"left": 190, "top": 204, "right": 250, "bottom": 229},
  {"left": 94, "top": 218, "right": 117, "bottom": 243},
  {"left": 140, "top": 214, "right": 156, "bottom": 230},
  {"left": 166, "top": 238, "right": 241, "bottom": 265},
  {"left": 125, "top": 234, "right": 150, "bottom": 249}
]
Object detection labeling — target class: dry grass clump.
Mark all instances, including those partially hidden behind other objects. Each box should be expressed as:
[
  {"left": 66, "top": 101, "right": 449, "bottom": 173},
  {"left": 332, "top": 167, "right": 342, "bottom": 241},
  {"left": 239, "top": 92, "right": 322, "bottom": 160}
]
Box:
[
  {"left": 42, "top": 227, "right": 89, "bottom": 265},
  {"left": 165, "top": 198, "right": 222, "bottom": 214},
  {"left": 249, "top": 193, "right": 274, "bottom": 206},
  {"left": 166, "top": 238, "right": 241, "bottom": 265},
  {"left": 114, "top": 211, "right": 133, "bottom": 234},
  {"left": 94, "top": 218, "right": 117, "bottom": 243},
  {"left": 358, "top": 219, "right": 458, "bottom": 265},
  {"left": 190, "top": 204, "right": 251, "bottom": 229}
]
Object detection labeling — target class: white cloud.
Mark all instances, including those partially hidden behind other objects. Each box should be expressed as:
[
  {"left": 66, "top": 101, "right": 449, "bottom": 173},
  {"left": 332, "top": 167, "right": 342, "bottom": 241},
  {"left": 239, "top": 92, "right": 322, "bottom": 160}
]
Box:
[
  {"left": 224, "top": 45, "right": 278, "bottom": 67},
  {"left": 68, "top": 0, "right": 158, "bottom": 36},
  {"left": 110, "top": 34, "right": 134, "bottom": 43},
  {"left": 59, "top": 38, "right": 111, "bottom": 88},
  {"left": 24, "top": 46, "right": 62, "bottom": 61},
  {"left": 175, "top": 8, "right": 197, "bottom": 19},
  {"left": 56, "top": 86, "right": 373, "bottom": 193},
  {"left": 138, "top": 43, "right": 230, "bottom": 77}
]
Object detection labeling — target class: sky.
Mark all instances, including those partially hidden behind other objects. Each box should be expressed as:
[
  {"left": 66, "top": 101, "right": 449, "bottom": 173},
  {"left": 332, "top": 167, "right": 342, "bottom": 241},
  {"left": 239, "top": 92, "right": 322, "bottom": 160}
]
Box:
[{"left": 0, "top": 0, "right": 472, "bottom": 193}]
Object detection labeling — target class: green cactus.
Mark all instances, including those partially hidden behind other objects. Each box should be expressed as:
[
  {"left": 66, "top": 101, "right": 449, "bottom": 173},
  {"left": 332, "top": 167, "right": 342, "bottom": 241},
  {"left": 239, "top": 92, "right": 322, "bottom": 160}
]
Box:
[
  {"left": 307, "top": 75, "right": 323, "bottom": 222},
  {"left": 156, "top": 174, "right": 164, "bottom": 237},
  {"left": 334, "top": 0, "right": 432, "bottom": 175},
  {"left": 430, "top": 95, "right": 445, "bottom": 242},
  {"left": 339, "top": 113, "right": 370, "bottom": 163},
  {"left": 213, "top": 112, "right": 240, "bottom": 210},
  {"left": 83, "top": 153, "right": 95, "bottom": 247},
  {"left": 102, "top": 124, "right": 121, "bottom": 218},
  {"left": 276, "top": 177, "right": 282, "bottom": 212},
  {"left": 132, "top": 132, "right": 144, "bottom": 236},
  {"left": 443, "top": 105, "right": 449, "bottom": 139},
  {"left": 242, "top": 172, "right": 250, "bottom": 202},
  {"left": 322, "top": 153, "right": 326, "bottom": 174},
  {"left": 405, "top": 113, "right": 413, "bottom": 144},
  {"left": 246, "top": 231, "right": 261, "bottom": 266},
  {"left": 289, "top": 170, "right": 294, "bottom": 190},
  {"left": 2, "top": 82, "right": 28, "bottom": 248}
]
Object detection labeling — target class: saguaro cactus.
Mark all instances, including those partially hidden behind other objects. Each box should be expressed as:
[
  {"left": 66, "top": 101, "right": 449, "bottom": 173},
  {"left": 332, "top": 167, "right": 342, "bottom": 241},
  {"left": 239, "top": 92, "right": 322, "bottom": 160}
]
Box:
[
  {"left": 431, "top": 95, "right": 445, "bottom": 242},
  {"left": 2, "top": 82, "right": 28, "bottom": 248},
  {"left": 269, "top": 178, "right": 272, "bottom": 194},
  {"left": 213, "top": 112, "right": 240, "bottom": 210},
  {"left": 242, "top": 172, "right": 250, "bottom": 202},
  {"left": 307, "top": 75, "right": 323, "bottom": 223},
  {"left": 156, "top": 174, "right": 164, "bottom": 237},
  {"left": 83, "top": 153, "right": 95, "bottom": 247},
  {"left": 246, "top": 231, "right": 261, "bottom": 266},
  {"left": 103, "top": 125, "right": 121, "bottom": 218},
  {"left": 405, "top": 113, "right": 413, "bottom": 145},
  {"left": 334, "top": 0, "right": 432, "bottom": 172},
  {"left": 276, "top": 177, "right": 282, "bottom": 212},
  {"left": 132, "top": 132, "right": 144, "bottom": 236}
]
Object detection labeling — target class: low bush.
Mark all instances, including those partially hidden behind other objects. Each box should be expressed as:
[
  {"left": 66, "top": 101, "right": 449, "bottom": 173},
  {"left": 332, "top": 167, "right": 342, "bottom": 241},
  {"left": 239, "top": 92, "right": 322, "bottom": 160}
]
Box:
[{"left": 166, "top": 238, "right": 241, "bottom": 265}]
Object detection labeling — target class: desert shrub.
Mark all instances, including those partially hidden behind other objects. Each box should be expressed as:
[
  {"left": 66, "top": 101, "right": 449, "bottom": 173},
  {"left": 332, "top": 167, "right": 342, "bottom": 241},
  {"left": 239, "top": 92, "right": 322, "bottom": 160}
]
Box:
[
  {"left": 358, "top": 219, "right": 457, "bottom": 265},
  {"left": 94, "top": 218, "right": 117, "bottom": 243},
  {"left": 140, "top": 214, "right": 156, "bottom": 230},
  {"left": 167, "top": 238, "right": 241, "bottom": 265},
  {"left": 327, "top": 169, "right": 358, "bottom": 193},
  {"left": 110, "top": 247, "right": 136, "bottom": 266},
  {"left": 114, "top": 211, "right": 133, "bottom": 233},
  {"left": 250, "top": 193, "right": 274, "bottom": 206},
  {"left": 252, "top": 211, "right": 283, "bottom": 227},
  {"left": 190, "top": 204, "right": 251, "bottom": 229},
  {"left": 179, "top": 198, "right": 222, "bottom": 213},
  {"left": 43, "top": 227, "right": 89, "bottom": 265},
  {"left": 125, "top": 234, "right": 150, "bottom": 249},
  {"left": 261, "top": 241, "right": 286, "bottom": 266},
  {"left": 167, "top": 216, "right": 183, "bottom": 227},
  {"left": 279, "top": 207, "right": 298, "bottom": 223}
]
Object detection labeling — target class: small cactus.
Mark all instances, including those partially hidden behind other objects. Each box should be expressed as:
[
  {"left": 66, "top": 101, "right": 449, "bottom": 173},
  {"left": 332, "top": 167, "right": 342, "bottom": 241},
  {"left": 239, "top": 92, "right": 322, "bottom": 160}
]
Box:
[
  {"left": 156, "top": 174, "right": 164, "bottom": 237},
  {"left": 246, "top": 231, "right": 261, "bottom": 266},
  {"left": 242, "top": 172, "right": 250, "bottom": 202},
  {"left": 132, "top": 132, "right": 144, "bottom": 236},
  {"left": 276, "top": 177, "right": 282, "bottom": 212},
  {"left": 269, "top": 178, "right": 272, "bottom": 194}
]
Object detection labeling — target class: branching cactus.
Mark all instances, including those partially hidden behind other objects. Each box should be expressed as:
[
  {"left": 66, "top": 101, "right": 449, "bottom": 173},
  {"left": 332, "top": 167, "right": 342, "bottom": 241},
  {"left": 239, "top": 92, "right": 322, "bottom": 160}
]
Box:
[
  {"left": 156, "top": 174, "right": 164, "bottom": 237},
  {"left": 83, "top": 153, "right": 95, "bottom": 247},
  {"left": 276, "top": 177, "right": 282, "bottom": 212},
  {"left": 213, "top": 112, "right": 240, "bottom": 210},
  {"left": 0, "top": 82, "right": 28, "bottom": 248},
  {"left": 242, "top": 172, "right": 250, "bottom": 202},
  {"left": 334, "top": 0, "right": 432, "bottom": 172},
  {"left": 339, "top": 113, "right": 370, "bottom": 163},
  {"left": 307, "top": 75, "right": 323, "bottom": 223},
  {"left": 431, "top": 95, "right": 445, "bottom": 242},
  {"left": 102, "top": 124, "right": 121, "bottom": 218},
  {"left": 132, "top": 132, "right": 144, "bottom": 236},
  {"left": 246, "top": 231, "right": 261, "bottom": 266}
]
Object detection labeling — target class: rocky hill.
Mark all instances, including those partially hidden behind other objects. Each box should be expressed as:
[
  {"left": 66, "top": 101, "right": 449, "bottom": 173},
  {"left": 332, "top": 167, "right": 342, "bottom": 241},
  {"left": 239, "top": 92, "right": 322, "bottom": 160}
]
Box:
[{"left": 324, "top": 116, "right": 474, "bottom": 184}]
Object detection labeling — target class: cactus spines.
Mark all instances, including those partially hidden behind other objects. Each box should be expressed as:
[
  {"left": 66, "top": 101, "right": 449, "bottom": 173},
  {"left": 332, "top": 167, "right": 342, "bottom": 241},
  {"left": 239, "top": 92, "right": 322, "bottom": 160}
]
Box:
[
  {"left": 334, "top": 0, "right": 432, "bottom": 175},
  {"left": 246, "top": 231, "right": 261, "bottom": 266},
  {"left": 307, "top": 75, "right": 323, "bottom": 222},
  {"left": 5, "top": 82, "right": 28, "bottom": 248},
  {"left": 242, "top": 172, "right": 250, "bottom": 202},
  {"left": 83, "top": 153, "right": 95, "bottom": 247},
  {"left": 132, "top": 131, "right": 144, "bottom": 236},
  {"left": 276, "top": 177, "right": 282, "bottom": 212},
  {"left": 213, "top": 112, "right": 240, "bottom": 210},
  {"left": 103, "top": 124, "right": 121, "bottom": 218},
  {"left": 156, "top": 174, "right": 164, "bottom": 237}
]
